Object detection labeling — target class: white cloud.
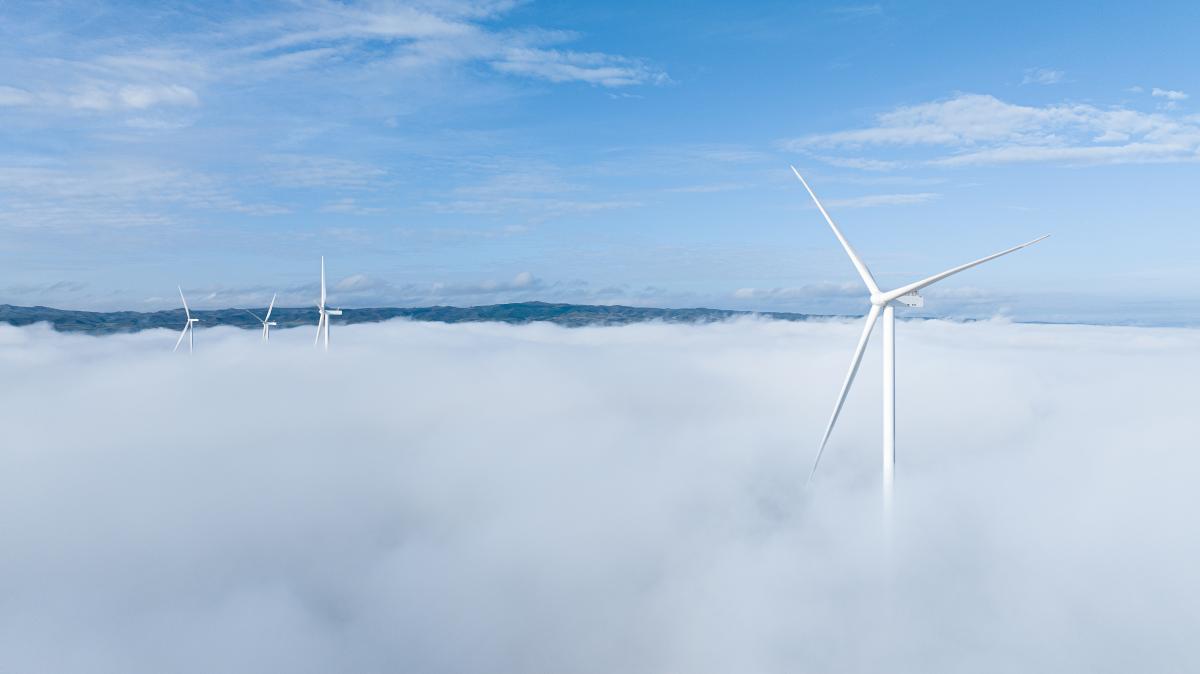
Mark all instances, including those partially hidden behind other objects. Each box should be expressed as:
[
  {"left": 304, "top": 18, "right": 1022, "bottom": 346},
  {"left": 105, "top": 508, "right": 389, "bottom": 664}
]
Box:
[
  {"left": 1021, "top": 67, "right": 1065, "bottom": 85},
  {"left": 828, "top": 4, "right": 884, "bottom": 18},
  {"left": 262, "top": 155, "right": 389, "bottom": 190},
  {"left": 826, "top": 192, "right": 941, "bottom": 208},
  {"left": 0, "top": 82, "right": 200, "bottom": 112},
  {"left": 425, "top": 166, "right": 641, "bottom": 219},
  {"left": 786, "top": 93, "right": 1200, "bottom": 166},
  {"left": 811, "top": 155, "right": 904, "bottom": 171},
  {"left": 733, "top": 281, "right": 862, "bottom": 300},
  {"left": 222, "top": 1, "right": 667, "bottom": 88},
  {"left": 427, "top": 196, "right": 640, "bottom": 218},
  {"left": 1151, "top": 87, "right": 1188, "bottom": 101},
  {"left": 0, "top": 0, "right": 667, "bottom": 124},
  {"left": 662, "top": 182, "right": 747, "bottom": 194},
  {"left": 492, "top": 48, "right": 668, "bottom": 87},
  {"left": 0, "top": 45, "right": 207, "bottom": 115},
  {"left": 0, "top": 85, "right": 35, "bottom": 106},
  {"left": 1151, "top": 88, "right": 1189, "bottom": 110},
  {"left": 314, "top": 271, "right": 550, "bottom": 306},
  {"left": 0, "top": 162, "right": 289, "bottom": 230},
  {"left": 1, "top": 318, "right": 1199, "bottom": 672},
  {"left": 430, "top": 271, "right": 544, "bottom": 296},
  {"left": 320, "top": 198, "right": 385, "bottom": 215},
  {"left": 116, "top": 84, "right": 199, "bottom": 109}
]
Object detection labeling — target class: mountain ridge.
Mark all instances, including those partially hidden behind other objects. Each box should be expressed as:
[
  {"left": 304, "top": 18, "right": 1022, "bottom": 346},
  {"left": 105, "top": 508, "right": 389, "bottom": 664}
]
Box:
[{"left": 0, "top": 301, "right": 824, "bottom": 334}]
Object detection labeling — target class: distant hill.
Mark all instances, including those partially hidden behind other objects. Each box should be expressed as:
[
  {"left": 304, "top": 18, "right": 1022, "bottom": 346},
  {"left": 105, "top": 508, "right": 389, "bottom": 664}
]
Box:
[{"left": 0, "top": 302, "right": 823, "bottom": 335}]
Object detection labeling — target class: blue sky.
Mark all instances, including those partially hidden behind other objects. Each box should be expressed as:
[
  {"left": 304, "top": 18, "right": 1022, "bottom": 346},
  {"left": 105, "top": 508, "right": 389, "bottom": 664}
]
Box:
[{"left": 1, "top": 1, "right": 1198, "bottom": 322}]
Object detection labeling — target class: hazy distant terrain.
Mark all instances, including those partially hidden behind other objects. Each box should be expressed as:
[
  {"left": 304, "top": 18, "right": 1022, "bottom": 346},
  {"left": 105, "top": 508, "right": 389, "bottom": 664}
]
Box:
[{"left": 0, "top": 302, "right": 818, "bottom": 334}]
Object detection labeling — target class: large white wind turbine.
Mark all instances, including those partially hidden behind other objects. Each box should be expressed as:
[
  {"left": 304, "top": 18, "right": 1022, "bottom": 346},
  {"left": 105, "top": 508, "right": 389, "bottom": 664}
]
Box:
[
  {"left": 792, "top": 167, "right": 1047, "bottom": 516},
  {"left": 314, "top": 256, "right": 342, "bottom": 351},
  {"left": 245, "top": 293, "right": 278, "bottom": 342},
  {"left": 173, "top": 286, "right": 200, "bottom": 353}
]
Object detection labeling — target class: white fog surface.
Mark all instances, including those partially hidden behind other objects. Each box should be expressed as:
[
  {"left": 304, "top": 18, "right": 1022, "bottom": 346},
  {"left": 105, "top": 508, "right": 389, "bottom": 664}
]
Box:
[{"left": 1, "top": 317, "right": 1198, "bottom": 673}]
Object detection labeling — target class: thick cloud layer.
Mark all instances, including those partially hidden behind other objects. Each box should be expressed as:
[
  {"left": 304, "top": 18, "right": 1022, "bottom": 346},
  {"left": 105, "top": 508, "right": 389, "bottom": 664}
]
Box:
[{"left": 2, "top": 318, "right": 1198, "bottom": 673}]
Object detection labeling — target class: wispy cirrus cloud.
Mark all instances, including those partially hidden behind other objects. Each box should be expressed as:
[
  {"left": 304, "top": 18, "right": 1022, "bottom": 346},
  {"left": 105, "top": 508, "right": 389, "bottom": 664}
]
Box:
[
  {"left": 224, "top": 2, "right": 668, "bottom": 87},
  {"left": 161, "top": 269, "right": 552, "bottom": 310},
  {"left": 827, "top": 4, "right": 884, "bottom": 19},
  {"left": 0, "top": 0, "right": 667, "bottom": 121},
  {"left": 825, "top": 192, "right": 940, "bottom": 208},
  {"left": 0, "top": 162, "right": 289, "bottom": 230},
  {"left": 785, "top": 93, "right": 1200, "bottom": 167},
  {"left": 0, "top": 2, "right": 666, "bottom": 234},
  {"left": 1021, "top": 67, "right": 1065, "bottom": 85},
  {"left": 0, "top": 45, "right": 207, "bottom": 116},
  {"left": 491, "top": 48, "right": 669, "bottom": 87},
  {"left": 261, "top": 154, "right": 389, "bottom": 190},
  {"left": 424, "top": 165, "right": 641, "bottom": 219},
  {"left": 325, "top": 270, "right": 551, "bottom": 306},
  {"left": 732, "top": 281, "right": 862, "bottom": 301}
]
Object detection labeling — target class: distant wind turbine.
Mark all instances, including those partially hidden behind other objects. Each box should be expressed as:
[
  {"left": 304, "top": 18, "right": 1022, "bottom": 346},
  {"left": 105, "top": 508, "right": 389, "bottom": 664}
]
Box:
[
  {"left": 173, "top": 286, "right": 199, "bottom": 353},
  {"left": 245, "top": 293, "right": 278, "bottom": 342},
  {"left": 315, "top": 257, "right": 342, "bottom": 351},
  {"left": 791, "top": 167, "right": 1047, "bottom": 518}
]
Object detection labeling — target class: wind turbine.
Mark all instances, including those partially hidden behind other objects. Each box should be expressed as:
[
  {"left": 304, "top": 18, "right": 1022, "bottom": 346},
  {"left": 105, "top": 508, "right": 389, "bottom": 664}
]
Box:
[
  {"left": 315, "top": 256, "right": 342, "bottom": 351},
  {"left": 245, "top": 293, "right": 278, "bottom": 342},
  {"left": 173, "top": 286, "right": 200, "bottom": 353},
  {"left": 791, "top": 167, "right": 1047, "bottom": 518}
]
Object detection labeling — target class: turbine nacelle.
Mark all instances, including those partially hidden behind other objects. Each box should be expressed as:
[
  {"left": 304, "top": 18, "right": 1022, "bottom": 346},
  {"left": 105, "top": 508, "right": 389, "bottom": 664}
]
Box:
[
  {"left": 869, "top": 290, "right": 924, "bottom": 308},
  {"left": 877, "top": 287, "right": 923, "bottom": 305}
]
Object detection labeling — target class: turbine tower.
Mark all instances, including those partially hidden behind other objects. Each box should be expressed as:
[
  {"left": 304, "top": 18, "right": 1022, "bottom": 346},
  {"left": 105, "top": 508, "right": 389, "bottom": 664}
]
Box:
[
  {"left": 173, "top": 286, "right": 200, "bottom": 353},
  {"left": 791, "top": 167, "right": 1047, "bottom": 520},
  {"left": 315, "top": 256, "right": 342, "bottom": 351},
  {"left": 245, "top": 293, "right": 278, "bottom": 342}
]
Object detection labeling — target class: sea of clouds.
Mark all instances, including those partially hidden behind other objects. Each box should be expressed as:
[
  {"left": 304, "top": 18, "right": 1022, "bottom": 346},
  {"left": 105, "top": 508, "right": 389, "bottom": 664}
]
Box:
[{"left": 1, "top": 317, "right": 1198, "bottom": 673}]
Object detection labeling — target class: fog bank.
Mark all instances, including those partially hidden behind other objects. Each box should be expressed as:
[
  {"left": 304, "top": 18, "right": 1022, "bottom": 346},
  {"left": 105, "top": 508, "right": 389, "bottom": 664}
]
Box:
[{"left": 1, "top": 318, "right": 1198, "bottom": 673}]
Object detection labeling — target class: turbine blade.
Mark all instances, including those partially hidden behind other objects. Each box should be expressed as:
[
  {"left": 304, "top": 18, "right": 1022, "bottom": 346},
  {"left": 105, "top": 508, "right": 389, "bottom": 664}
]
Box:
[
  {"left": 790, "top": 167, "right": 880, "bottom": 294},
  {"left": 243, "top": 308, "right": 264, "bottom": 323},
  {"left": 178, "top": 285, "right": 191, "bottom": 319},
  {"left": 314, "top": 312, "right": 324, "bottom": 346},
  {"left": 879, "top": 235, "right": 1049, "bottom": 303},
  {"left": 264, "top": 293, "right": 276, "bottom": 322},
  {"left": 809, "top": 304, "right": 881, "bottom": 483},
  {"left": 320, "top": 256, "right": 327, "bottom": 308},
  {"left": 173, "top": 324, "right": 188, "bottom": 352}
]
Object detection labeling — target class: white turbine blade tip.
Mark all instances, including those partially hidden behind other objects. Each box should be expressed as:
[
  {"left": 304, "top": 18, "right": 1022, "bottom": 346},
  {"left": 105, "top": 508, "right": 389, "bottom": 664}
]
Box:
[
  {"left": 881, "top": 232, "right": 1051, "bottom": 302},
  {"left": 789, "top": 165, "right": 812, "bottom": 189},
  {"left": 787, "top": 167, "right": 880, "bottom": 295},
  {"left": 807, "top": 306, "right": 881, "bottom": 484}
]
